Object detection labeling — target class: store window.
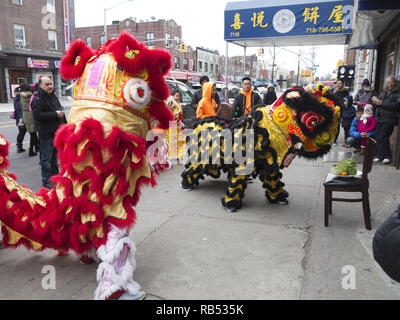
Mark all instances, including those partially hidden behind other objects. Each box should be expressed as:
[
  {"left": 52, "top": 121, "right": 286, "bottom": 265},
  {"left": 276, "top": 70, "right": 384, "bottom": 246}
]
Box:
[
  {"left": 174, "top": 56, "right": 180, "bottom": 69},
  {"left": 14, "top": 24, "right": 26, "bottom": 48},
  {"left": 47, "top": 0, "right": 55, "bottom": 13},
  {"left": 165, "top": 33, "right": 171, "bottom": 48},
  {"left": 48, "top": 30, "right": 57, "bottom": 50},
  {"left": 384, "top": 39, "right": 396, "bottom": 80}
]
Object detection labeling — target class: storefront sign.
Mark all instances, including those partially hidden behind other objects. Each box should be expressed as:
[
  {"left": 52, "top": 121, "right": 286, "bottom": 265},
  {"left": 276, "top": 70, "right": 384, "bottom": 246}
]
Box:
[
  {"left": 54, "top": 60, "right": 61, "bottom": 68},
  {"left": 27, "top": 57, "right": 49, "bottom": 69},
  {"left": 63, "top": 0, "right": 70, "bottom": 50},
  {"left": 225, "top": 0, "right": 354, "bottom": 41}
]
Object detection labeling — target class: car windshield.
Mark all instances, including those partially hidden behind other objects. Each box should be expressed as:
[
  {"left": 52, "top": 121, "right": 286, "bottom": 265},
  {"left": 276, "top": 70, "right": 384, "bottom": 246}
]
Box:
[{"left": 177, "top": 82, "right": 193, "bottom": 104}]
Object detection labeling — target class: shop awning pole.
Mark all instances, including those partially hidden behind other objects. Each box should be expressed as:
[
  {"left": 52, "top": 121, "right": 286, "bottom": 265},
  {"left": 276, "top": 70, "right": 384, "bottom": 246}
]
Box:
[
  {"left": 243, "top": 46, "right": 246, "bottom": 77},
  {"left": 225, "top": 41, "right": 229, "bottom": 101}
]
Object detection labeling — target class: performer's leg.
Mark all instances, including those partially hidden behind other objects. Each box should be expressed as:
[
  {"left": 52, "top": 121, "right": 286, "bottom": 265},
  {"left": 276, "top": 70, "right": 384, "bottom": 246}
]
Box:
[
  {"left": 222, "top": 171, "right": 247, "bottom": 212},
  {"left": 180, "top": 163, "right": 204, "bottom": 191},
  {"left": 95, "top": 223, "right": 145, "bottom": 300},
  {"left": 262, "top": 170, "right": 289, "bottom": 205}
]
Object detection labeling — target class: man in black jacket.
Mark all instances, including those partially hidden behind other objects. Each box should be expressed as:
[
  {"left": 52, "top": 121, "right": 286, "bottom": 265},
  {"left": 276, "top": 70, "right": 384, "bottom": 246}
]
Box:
[
  {"left": 31, "top": 77, "right": 66, "bottom": 188},
  {"left": 192, "top": 76, "right": 220, "bottom": 106},
  {"left": 372, "top": 76, "right": 400, "bottom": 164},
  {"left": 233, "top": 77, "right": 262, "bottom": 118}
]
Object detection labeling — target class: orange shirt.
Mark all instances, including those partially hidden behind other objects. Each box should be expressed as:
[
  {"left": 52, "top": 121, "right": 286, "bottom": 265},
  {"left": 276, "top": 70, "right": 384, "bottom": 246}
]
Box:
[
  {"left": 196, "top": 82, "right": 218, "bottom": 119},
  {"left": 241, "top": 87, "right": 253, "bottom": 115}
]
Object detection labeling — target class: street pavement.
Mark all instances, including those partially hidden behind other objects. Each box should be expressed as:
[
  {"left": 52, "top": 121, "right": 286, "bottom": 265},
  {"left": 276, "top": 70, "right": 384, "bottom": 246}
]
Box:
[{"left": 0, "top": 104, "right": 400, "bottom": 300}]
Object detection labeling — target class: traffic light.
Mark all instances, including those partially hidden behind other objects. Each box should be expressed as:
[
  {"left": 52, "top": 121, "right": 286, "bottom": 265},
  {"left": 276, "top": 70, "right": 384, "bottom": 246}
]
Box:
[
  {"left": 179, "top": 43, "right": 187, "bottom": 53},
  {"left": 337, "top": 65, "right": 355, "bottom": 80},
  {"left": 257, "top": 48, "right": 265, "bottom": 56}
]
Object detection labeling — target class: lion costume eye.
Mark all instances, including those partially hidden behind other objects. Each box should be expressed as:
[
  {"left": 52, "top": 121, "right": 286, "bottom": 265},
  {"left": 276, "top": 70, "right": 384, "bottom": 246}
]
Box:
[
  {"left": 124, "top": 78, "right": 151, "bottom": 110},
  {"left": 300, "top": 112, "right": 322, "bottom": 131}
]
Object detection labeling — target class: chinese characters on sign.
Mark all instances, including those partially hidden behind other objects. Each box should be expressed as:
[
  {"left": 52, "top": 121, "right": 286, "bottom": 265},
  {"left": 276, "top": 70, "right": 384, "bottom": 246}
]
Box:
[
  {"left": 225, "top": 0, "right": 354, "bottom": 40},
  {"left": 303, "top": 7, "right": 320, "bottom": 24}
]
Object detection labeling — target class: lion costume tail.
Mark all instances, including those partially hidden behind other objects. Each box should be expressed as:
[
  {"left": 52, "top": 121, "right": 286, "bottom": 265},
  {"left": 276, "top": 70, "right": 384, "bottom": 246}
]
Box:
[{"left": 0, "top": 118, "right": 156, "bottom": 255}]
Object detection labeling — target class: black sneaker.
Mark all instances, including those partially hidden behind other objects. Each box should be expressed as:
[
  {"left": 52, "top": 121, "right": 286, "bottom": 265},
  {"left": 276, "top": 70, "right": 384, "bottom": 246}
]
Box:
[
  {"left": 180, "top": 179, "right": 193, "bottom": 191},
  {"left": 17, "top": 148, "right": 26, "bottom": 153}
]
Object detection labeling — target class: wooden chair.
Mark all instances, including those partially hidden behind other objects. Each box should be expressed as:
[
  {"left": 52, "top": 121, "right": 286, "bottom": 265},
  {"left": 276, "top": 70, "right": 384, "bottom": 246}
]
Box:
[{"left": 324, "top": 137, "right": 377, "bottom": 230}]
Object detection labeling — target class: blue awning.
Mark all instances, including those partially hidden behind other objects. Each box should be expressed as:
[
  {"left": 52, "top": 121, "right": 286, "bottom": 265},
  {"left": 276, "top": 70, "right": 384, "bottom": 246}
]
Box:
[
  {"left": 358, "top": 0, "right": 399, "bottom": 11},
  {"left": 224, "top": 0, "right": 355, "bottom": 47}
]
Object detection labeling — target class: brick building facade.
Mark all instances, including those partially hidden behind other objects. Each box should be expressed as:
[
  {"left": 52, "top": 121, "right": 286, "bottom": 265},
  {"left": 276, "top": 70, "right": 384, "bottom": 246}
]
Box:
[
  {"left": 75, "top": 18, "right": 201, "bottom": 83},
  {"left": 0, "top": 0, "right": 75, "bottom": 103}
]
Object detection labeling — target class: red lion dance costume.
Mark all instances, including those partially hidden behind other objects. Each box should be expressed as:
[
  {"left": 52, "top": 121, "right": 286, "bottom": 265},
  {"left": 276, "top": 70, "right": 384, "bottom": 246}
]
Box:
[{"left": 0, "top": 33, "right": 174, "bottom": 300}]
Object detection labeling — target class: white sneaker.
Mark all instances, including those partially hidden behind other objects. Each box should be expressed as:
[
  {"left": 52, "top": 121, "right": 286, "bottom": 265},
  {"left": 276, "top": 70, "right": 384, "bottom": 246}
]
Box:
[
  {"left": 373, "top": 158, "right": 382, "bottom": 162},
  {"left": 382, "top": 159, "right": 391, "bottom": 164}
]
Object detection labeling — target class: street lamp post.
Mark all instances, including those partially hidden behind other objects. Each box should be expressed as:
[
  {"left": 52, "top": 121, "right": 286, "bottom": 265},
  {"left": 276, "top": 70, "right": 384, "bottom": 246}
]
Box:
[{"left": 104, "top": 0, "right": 134, "bottom": 42}]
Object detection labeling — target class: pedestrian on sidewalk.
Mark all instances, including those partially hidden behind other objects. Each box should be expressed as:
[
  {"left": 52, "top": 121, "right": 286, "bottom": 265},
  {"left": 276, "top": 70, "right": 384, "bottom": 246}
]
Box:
[
  {"left": 263, "top": 83, "right": 278, "bottom": 106},
  {"left": 31, "top": 76, "right": 67, "bottom": 188},
  {"left": 192, "top": 76, "right": 221, "bottom": 107},
  {"left": 233, "top": 77, "right": 262, "bottom": 118},
  {"left": 372, "top": 75, "right": 400, "bottom": 164},
  {"left": 330, "top": 79, "right": 349, "bottom": 145},
  {"left": 341, "top": 95, "right": 356, "bottom": 147},
  {"left": 19, "top": 83, "right": 39, "bottom": 157},
  {"left": 13, "top": 86, "right": 27, "bottom": 153},
  {"left": 353, "top": 78, "right": 374, "bottom": 109}
]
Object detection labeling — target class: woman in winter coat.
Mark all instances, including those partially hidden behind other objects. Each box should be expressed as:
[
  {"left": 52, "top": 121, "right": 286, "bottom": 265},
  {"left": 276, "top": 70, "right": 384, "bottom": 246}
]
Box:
[
  {"left": 19, "top": 83, "right": 39, "bottom": 157},
  {"left": 341, "top": 95, "right": 356, "bottom": 147}
]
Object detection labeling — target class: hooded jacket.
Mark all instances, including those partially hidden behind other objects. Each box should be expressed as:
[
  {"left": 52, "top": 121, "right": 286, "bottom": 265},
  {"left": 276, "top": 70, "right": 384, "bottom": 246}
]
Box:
[
  {"left": 341, "top": 96, "right": 356, "bottom": 128},
  {"left": 192, "top": 85, "right": 220, "bottom": 106},
  {"left": 20, "top": 91, "right": 37, "bottom": 133},
  {"left": 263, "top": 84, "right": 278, "bottom": 106},
  {"left": 376, "top": 82, "right": 400, "bottom": 125},
  {"left": 196, "top": 82, "right": 218, "bottom": 119}
]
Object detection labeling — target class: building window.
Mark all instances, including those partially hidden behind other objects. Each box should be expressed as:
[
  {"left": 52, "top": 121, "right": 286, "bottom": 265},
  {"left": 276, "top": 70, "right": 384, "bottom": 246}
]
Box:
[
  {"left": 47, "top": 0, "right": 55, "bottom": 13},
  {"left": 175, "top": 36, "right": 180, "bottom": 50},
  {"left": 205, "top": 62, "right": 208, "bottom": 73},
  {"left": 174, "top": 56, "right": 180, "bottom": 69},
  {"left": 165, "top": 33, "right": 171, "bottom": 48},
  {"left": 100, "top": 34, "right": 106, "bottom": 45},
  {"left": 12, "top": 0, "right": 23, "bottom": 5},
  {"left": 215, "top": 65, "right": 219, "bottom": 74},
  {"left": 86, "top": 36, "right": 92, "bottom": 47},
  {"left": 48, "top": 30, "right": 57, "bottom": 50},
  {"left": 146, "top": 32, "right": 154, "bottom": 46},
  {"left": 198, "top": 61, "right": 202, "bottom": 71},
  {"left": 183, "top": 58, "right": 188, "bottom": 70},
  {"left": 211, "top": 64, "right": 214, "bottom": 72},
  {"left": 14, "top": 24, "right": 26, "bottom": 48}
]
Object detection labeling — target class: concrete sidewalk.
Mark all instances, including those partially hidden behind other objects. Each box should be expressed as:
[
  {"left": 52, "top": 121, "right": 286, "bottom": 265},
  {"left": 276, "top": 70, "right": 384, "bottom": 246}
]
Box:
[{"left": 0, "top": 143, "right": 399, "bottom": 300}]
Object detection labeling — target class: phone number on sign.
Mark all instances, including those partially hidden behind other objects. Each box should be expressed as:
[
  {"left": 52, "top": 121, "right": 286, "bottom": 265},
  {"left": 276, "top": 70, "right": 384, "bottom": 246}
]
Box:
[{"left": 306, "top": 26, "right": 344, "bottom": 33}]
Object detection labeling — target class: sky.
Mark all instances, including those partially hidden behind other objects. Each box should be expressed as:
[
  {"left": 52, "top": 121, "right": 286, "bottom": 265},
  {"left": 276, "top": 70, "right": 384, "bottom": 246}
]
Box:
[{"left": 74, "top": 0, "right": 346, "bottom": 78}]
